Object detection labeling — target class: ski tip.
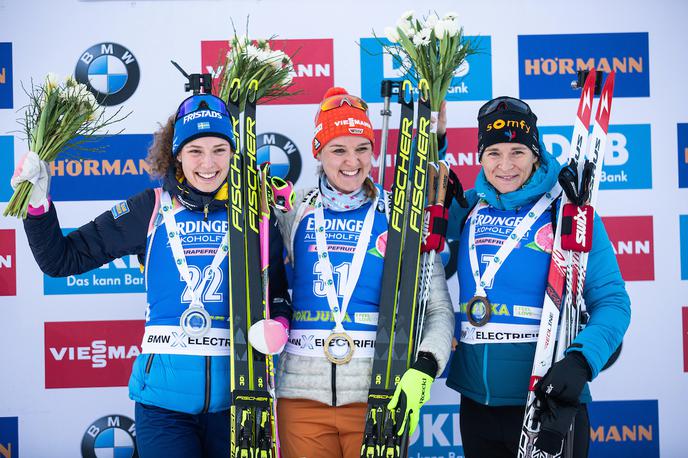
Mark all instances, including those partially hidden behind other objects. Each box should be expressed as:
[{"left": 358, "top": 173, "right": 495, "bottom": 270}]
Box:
[
  {"left": 576, "top": 69, "right": 596, "bottom": 127},
  {"left": 595, "top": 71, "right": 616, "bottom": 133}
]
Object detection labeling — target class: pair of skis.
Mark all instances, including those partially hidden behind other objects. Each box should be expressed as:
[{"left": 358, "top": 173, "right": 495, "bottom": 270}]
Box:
[
  {"left": 518, "top": 70, "right": 616, "bottom": 458},
  {"left": 226, "top": 78, "right": 279, "bottom": 457},
  {"left": 361, "top": 80, "right": 439, "bottom": 458}
]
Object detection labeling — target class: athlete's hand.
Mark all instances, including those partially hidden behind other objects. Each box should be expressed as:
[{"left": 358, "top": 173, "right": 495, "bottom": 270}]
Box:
[
  {"left": 247, "top": 318, "right": 289, "bottom": 355},
  {"left": 387, "top": 352, "right": 437, "bottom": 436},
  {"left": 11, "top": 151, "right": 51, "bottom": 214},
  {"left": 535, "top": 351, "right": 591, "bottom": 405}
]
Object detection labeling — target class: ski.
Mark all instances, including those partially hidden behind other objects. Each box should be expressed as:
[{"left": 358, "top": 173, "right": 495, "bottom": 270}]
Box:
[
  {"left": 361, "top": 80, "right": 432, "bottom": 458},
  {"left": 518, "top": 70, "right": 616, "bottom": 458},
  {"left": 228, "top": 80, "right": 278, "bottom": 457}
]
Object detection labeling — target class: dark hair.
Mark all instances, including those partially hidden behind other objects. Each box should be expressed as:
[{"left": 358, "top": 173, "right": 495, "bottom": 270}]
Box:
[{"left": 146, "top": 115, "right": 183, "bottom": 179}]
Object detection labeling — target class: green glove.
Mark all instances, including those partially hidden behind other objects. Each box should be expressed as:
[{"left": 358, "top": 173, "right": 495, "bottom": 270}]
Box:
[{"left": 387, "top": 368, "right": 434, "bottom": 436}]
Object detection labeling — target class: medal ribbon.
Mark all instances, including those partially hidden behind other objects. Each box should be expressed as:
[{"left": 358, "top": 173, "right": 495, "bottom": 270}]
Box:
[
  {"left": 160, "top": 191, "right": 229, "bottom": 313},
  {"left": 313, "top": 191, "right": 377, "bottom": 333},
  {"left": 468, "top": 186, "right": 561, "bottom": 298}
]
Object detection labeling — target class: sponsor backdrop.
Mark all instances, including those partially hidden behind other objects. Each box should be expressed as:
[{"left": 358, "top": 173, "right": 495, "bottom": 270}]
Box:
[{"left": 1, "top": 0, "right": 687, "bottom": 456}]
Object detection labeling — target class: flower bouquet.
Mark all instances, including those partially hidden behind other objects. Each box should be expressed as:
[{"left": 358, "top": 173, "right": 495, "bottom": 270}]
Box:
[
  {"left": 381, "top": 10, "right": 478, "bottom": 162},
  {"left": 217, "top": 28, "right": 298, "bottom": 110},
  {"left": 4, "top": 74, "right": 127, "bottom": 218}
]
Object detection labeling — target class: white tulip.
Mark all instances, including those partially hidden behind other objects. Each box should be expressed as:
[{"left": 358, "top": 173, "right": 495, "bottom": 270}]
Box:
[
  {"left": 444, "top": 11, "right": 459, "bottom": 20},
  {"left": 400, "top": 10, "right": 415, "bottom": 20},
  {"left": 384, "top": 26, "right": 400, "bottom": 43},
  {"left": 444, "top": 20, "right": 460, "bottom": 37},
  {"left": 397, "top": 19, "right": 416, "bottom": 38},
  {"left": 434, "top": 20, "right": 447, "bottom": 38},
  {"left": 425, "top": 14, "right": 438, "bottom": 28}
]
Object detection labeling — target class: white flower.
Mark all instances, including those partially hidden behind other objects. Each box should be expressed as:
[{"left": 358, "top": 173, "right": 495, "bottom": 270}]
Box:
[
  {"left": 444, "top": 19, "right": 460, "bottom": 37},
  {"left": 413, "top": 31, "right": 431, "bottom": 47},
  {"left": 283, "top": 72, "right": 293, "bottom": 85},
  {"left": 443, "top": 12, "right": 459, "bottom": 20},
  {"left": 400, "top": 10, "right": 415, "bottom": 20},
  {"left": 434, "top": 20, "right": 447, "bottom": 38},
  {"left": 245, "top": 44, "right": 261, "bottom": 61},
  {"left": 396, "top": 18, "right": 416, "bottom": 38},
  {"left": 425, "top": 14, "right": 438, "bottom": 28},
  {"left": 45, "top": 73, "right": 59, "bottom": 93},
  {"left": 385, "top": 26, "right": 400, "bottom": 43}
]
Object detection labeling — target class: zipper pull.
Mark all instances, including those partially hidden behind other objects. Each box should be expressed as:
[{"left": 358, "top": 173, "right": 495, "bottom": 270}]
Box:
[{"left": 203, "top": 204, "right": 209, "bottom": 221}]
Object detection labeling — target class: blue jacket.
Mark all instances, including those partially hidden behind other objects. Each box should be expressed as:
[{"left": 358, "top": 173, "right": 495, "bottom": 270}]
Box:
[
  {"left": 24, "top": 189, "right": 291, "bottom": 414},
  {"left": 445, "top": 149, "right": 631, "bottom": 406}
]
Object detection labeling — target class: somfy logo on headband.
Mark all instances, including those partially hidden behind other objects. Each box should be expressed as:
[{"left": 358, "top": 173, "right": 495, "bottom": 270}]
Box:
[{"left": 486, "top": 118, "right": 532, "bottom": 134}]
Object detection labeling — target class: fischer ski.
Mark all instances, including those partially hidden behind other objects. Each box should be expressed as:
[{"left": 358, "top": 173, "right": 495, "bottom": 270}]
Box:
[
  {"left": 518, "top": 70, "right": 616, "bottom": 458},
  {"left": 228, "top": 79, "right": 278, "bottom": 457},
  {"left": 361, "top": 79, "right": 432, "bottom": 458}
]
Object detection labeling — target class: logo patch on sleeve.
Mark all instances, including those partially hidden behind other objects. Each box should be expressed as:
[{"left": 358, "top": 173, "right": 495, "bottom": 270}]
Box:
[{"left": 111, "top": 201, "right": 130, "bottom": 219}]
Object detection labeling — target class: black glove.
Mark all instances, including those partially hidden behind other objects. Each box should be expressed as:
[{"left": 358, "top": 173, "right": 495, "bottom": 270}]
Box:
[
  {"left": 533, "top": 351, "right": 591, "bottom": 454},
  {"left": 535, "top": 351, "right": 591, "bottom": 406},
  {"left": 446, "top": 168, "right": 469, "bottom": 208}
]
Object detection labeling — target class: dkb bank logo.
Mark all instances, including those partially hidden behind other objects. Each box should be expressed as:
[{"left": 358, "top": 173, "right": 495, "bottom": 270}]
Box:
[
  {"left": 678, "top": 123, "right": 688, "bottom": 188},
  {"left": 540, "top": 124, "right": 652, "bottom": 190},
  {"left": 408, "top": 404, "right": 464, "bottom": 457},
  {"left": 360, "top": 36, "right": 492, "bottom": 103},
  {"left": 44, "top": 229, "right": 144, "bottom": 295},
  {"left": 681, "top": 215, "right": 688, "bottom": 281},
  {"left": 0, "top": 136, "right": 13, "bottom": 202}
]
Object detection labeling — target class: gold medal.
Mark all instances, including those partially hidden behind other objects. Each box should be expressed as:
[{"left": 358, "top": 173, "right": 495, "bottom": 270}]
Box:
[
  {"left": 466, "top": 296, "right": 491, "bottom": 327},
  {"left": 323, "top": 331, "right": 355, "bottom": 365}
]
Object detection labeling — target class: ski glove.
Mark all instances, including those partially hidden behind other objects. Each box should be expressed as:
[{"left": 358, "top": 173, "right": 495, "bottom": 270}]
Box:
[
  {"left": 388, "top": 352, "right": 437, "bottom": 436},
  {"left": 535, "top": 351, "right": 591, "bottom": 406},
  {"left": 11, "top": 151, "right": 51, "bottom": 215},
  {"left": 247, "top": 318, "right": 289, "bottom": 355},
  {"left": 446, "top": 169, "right": 469, "bottom": 208},
  {"left": 533, "top": 351, "right": 591, "bottom": 454}
]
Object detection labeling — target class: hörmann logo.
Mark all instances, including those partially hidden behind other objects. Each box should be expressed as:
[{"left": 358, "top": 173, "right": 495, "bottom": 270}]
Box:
[
  {"left": 678, "top": 123, "right": 688, "bottom": 188},
  {"left": 540, "top": 124, "right": 652, "bottom": 190},
  {"left": 201, "top": 39, "right": 334, "bottom": 104},
  {"left": 49, "top": 134, "right": 154, "bottom": 201},
  {"left": 0, "top": 43, "right": 12, "bottom": 108},
  {"left": 588, "top": 400, "right": 659, "bottom": 458},
  {"left": 360, "top": 36, "right": 492, "bottom": 103},
  {"left": 45, "top": 320, "right": 144, "bottom": 388},
  {"left": 0, "top": 417, "right": 18, "bottom": 458},
  {"left": 518, "top": 33, "right": 649, "bottom": 99}
]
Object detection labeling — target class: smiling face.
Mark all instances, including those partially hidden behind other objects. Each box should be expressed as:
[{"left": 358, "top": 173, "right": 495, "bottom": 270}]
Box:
[
  {"left": 318, "top": 136, "right": 373, "bottom": 193},
  {"left": 177, "top": 136, "right": 232, "bottom": 193},
  {"left": 480, "top": 142, "right": 538, "bottom": 194}
]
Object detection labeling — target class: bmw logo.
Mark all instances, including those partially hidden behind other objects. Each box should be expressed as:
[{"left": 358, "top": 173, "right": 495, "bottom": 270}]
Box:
[
  {"left": 257, "top": 132, "right": 302, "bottom": 184},
  {"left": 81, "top": 415, "right": 138, "bottom": 458},
  {"left": 75, "top": 43, "right": 140, "bottom": 106}
]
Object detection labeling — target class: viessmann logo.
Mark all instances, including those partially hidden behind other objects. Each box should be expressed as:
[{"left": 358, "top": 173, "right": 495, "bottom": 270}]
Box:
[
  {"left": 49, "top": 134, "right": 154, "bottom": 201},
  {"left": 360, "top": 36, "right": 492, "bottom": 103},
  {"left": 602, "top": 216, "right": 654, "bottom": 281},
  {"left": 518, "top": 32, "right": 649, "bottom": 99},
  {"left": 372, "top": 127, "right": 481, "bottom": 189},
  {"left": 0, "top": 229, "right": 16, "bottom": 297},
  {"left": 201, "top": 39, "right": 334, "bottom": 104},
  {"left": 45, "top": 320, "right": 144, "bottom": 388},
  {"left": 540, "top": 124, "right": 652, "bottom": 190}
]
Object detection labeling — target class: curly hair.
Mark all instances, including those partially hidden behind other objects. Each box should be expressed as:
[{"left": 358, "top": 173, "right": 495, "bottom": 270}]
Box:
[{"left": 146, "top": 115, "right": 182, "bottom": 179}]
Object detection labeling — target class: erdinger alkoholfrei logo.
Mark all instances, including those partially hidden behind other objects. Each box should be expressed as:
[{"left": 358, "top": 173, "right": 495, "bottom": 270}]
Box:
[
  {"left": 256, "top": 132, "right": 302, "bottom": 184},
  {"left": 75, "top": 43, "right": 140, "bottom": 106},
  {"left": 82, "top": 415, "right": 137, "bottom": 458}
]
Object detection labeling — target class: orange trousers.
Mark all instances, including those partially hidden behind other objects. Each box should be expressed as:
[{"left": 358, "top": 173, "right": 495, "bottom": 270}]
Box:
[{"left": 277, "top": 398, "right": 367, "bottom": 458}]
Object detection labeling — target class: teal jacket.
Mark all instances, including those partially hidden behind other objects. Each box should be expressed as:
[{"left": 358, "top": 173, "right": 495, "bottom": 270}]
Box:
[{"left": 445, "top": 149, "right": 631, "bottom": 406}]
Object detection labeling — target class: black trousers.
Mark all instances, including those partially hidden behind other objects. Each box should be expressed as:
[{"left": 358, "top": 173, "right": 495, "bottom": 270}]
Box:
[{"left": 459, "top": 395, "right": 590, "bottom": 458}]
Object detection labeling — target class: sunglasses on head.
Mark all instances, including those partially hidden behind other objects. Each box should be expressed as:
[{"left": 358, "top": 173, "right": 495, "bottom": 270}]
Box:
[
  {"left": 478, "top": 96, "right": 533, "bottom": 119},
  {"left": 176, "top": 94, "right": 230, "bottom": 120},
  {"left": 319, "top": 94, "right": 368, "bottom": 113}
]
